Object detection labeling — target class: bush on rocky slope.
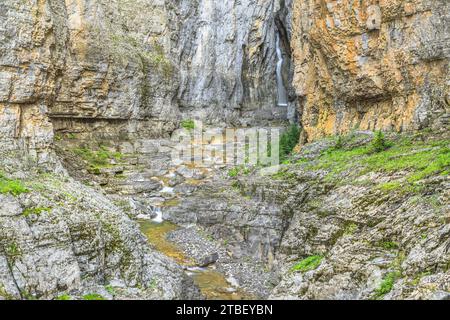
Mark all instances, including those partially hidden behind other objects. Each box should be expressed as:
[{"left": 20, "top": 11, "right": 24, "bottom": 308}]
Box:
[{"left": 0, "top": 173, "right": 28, "bottom": 196}]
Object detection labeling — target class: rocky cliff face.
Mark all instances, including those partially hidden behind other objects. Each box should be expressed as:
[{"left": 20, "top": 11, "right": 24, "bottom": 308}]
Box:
[
  {"left": 175, "top": 0, "right": 290, "bottom": 124},
  {"left": 0, "top": 172, "right": 200, "bottom": 300},
  {"left": 168, "top": 130, "right": 449, "bottom": 300},
  {"left": 290, "top": 0, "right": 449, "bottom": 142},
  {"left": 0, "top": 1, "right": 204, "bottom": 300},
  {"left": 0, "top": 0, "right": 449, "bottom": 301}
]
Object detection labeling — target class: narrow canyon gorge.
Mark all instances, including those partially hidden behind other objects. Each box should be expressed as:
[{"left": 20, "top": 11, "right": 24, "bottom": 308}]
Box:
[{"left": 0, "top": 0, "right": 449, "bottom": 300}]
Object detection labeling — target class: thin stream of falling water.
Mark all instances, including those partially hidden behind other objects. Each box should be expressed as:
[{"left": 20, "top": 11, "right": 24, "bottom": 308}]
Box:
[{"left": 276, "top": 33, "right": 288, "bottom": 107}]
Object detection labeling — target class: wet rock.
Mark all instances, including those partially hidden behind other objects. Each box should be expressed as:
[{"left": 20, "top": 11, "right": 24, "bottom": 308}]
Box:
[{"left": 199, "top": 252, "right": 220, "bottom": 267}]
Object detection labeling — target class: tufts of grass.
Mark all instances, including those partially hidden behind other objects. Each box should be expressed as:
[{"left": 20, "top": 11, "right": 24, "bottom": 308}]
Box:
[
  {"left": 0, "top": 173, "right": 29, "bottom": 196},
  {"left": 377, "top": 241, "right": 400, "bottom": 250},
  {"left": 73, "top": 145, "right": 123, "bottom": 174},
  {"left": 374, "top": 271, "right": 400, "bottom": 299},
  {"left": 377, "top": 181, "right": 402, "bottom": 192},
  {"left": 5, "top": 243, "right": 21, "bottom": 259},
  {"left": 291, "top": 255, "right": 323, "bottom": 273},
  {"left": 82, "top": 293, "right": 106, "bottom": 300},
  {"left": 227, "top": 165, "right": 251, "bottom": 178},
  {"left": 343, "top": 223, "right": 358, "bottom": 236},
  {"left": 55, "top": 294, "right": 71, "bottom": 300},
  {"left": 301, "top": 134, "right": 449, "bottom": 190},
  {"left": 105, "top": 285, "right": 116, "bottom": 296},
  {"left": 22, "top": 207, "right": 51, "bottom": 217},
  {"left": 180, "top": 119, "right": 195, "bottom": 131},
  {"left": 333, "top": 135, "right": 344, "bottom": 150}
]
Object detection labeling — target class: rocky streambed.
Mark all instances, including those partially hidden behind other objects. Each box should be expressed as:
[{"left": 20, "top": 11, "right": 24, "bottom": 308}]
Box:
[{"left": 139, "top": 220, "right": 256, "bottom": 300}]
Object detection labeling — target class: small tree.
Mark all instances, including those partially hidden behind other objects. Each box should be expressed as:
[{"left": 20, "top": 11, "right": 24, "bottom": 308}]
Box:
[
  {"left": 370, "top": 130, "right": 389, "bottom": 153},
  {"left": 279, "top": 124, "right": 300, "bottom": 160},
  {"left": 334, "top": 135, "right": 344, "bottom": 150}
]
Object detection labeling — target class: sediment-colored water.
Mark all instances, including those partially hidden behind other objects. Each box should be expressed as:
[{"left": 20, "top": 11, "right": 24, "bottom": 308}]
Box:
[{"left": 139, "top": 220, "right": 252, "bottom": 300}]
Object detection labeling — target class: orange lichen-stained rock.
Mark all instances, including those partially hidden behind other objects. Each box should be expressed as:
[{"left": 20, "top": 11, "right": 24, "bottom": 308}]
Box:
[{"left": 291, "top": 0, "right": 449, "bottom": 142}]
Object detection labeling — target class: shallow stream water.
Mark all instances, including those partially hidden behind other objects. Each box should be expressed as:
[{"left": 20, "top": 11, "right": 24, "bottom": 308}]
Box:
[{"left": 139, "top": 220, "right": 253, "bottom": 300}]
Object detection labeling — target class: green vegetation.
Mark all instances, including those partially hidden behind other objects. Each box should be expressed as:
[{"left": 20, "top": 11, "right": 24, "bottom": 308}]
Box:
[
  {"left": 144, "top": 42, "right": 174, "bottom": 79},
  {"left": 333, "top": 135, "right": 344, "bottom": 150},
  {"left": 228, "top": 165, "right": 251, "bottom": 178},
  {"left": 180, "top": 119, "right": 195, "bottom": 130},
  {"left": 5, "top": 243, "right": 21, "bottom": 259},
  {"left": 377, "top": 181, "right": 402, "bottom": 192},
  {"left": 0, "top": 173, "right": 28, "bottom": 196},
  {"left": 73, "top": 145, "right": 123, "bottom": 174},
  {"left": 343, "top": 223, "right": 358, "bottom": 236},
  {"left": 231, "top": 180, "right": 240, "bottom": 190},
  {"left": 368, "top": 131, "right": 390, "bottom": 153},
  {"left": 55, "top": 294, "right": 71, "bottom": 300},
  {"left": 105, "top": 285, "right": 116, "bottom": 296},
  {"left": 279, "top": 124, "right": 300, "bottom": 161},
  {"left": 271, "top": 168, "right": 296, "bottom": 180},
  {"left": 296, "top": 133, "right": 449, "bottom": 192},
  {"left": 291, "top": 255, "right": 323, "bottom": 273},
  {"left": 148, "top": 279, "right": 158, "bottom": 290},
  {"left": 22, "top": 207, "right": 51, "bottom": 217},
  {"left": 109, "top": 34, "right": 174, "bottom": 79},
  {"left": 408, "top": 271, "right": 431, "bottom": 287},
  {"left": 0, "top": 284, "right": 15, "bottom": 300},
  {"left": 82, "top": 293, "right": 106, "bottom": 300},
  {"left": 374, "top": 271, "right": 400, "bottom": 299},
  {"left": 228, "top": 167, "right": 240, "bottom": 177},
  {"left": 378, "top": 241, "right": 399, "bottom": 250}
]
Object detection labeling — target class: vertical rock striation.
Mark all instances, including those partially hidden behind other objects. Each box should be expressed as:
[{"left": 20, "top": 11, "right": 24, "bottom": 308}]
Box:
[{"left": 175, "top": 0, "right": 289, "bottom": 125}]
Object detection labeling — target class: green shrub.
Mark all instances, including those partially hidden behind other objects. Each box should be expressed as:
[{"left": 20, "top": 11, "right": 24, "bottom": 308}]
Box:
[
  {"left": 377, "top": 181, "right": 402, "bottom": 192},
  {"left": 374, "top": 272, "right": 400, "bottom": 298},
  {"left": 291, "top": 255, "right": 323, "bottom": 273},
  {"left": 73, "top": 145, "right": 122, "bottom": 173},
  {"left": 334, "top": 135, "right": 344, "bottom": 150},
  {"left": 105, "top": 285, "right": 116, "bottom": 296},
  {"left": 378, "top": 241, "right": 399, "bottom": 250},
  {"left": 369, "top": 131, "right": 390, "bottom": 153},
  {"left": 82, "top": 293, "right": 105, "bottom": 300},
  {"left": 22, "top": 207, "right": 51, "bottom": 217},
  {"left": 279, "top": 124, "right": 300, "bottom": 161},
  {"left": 228, "top": 167, "right": 240, "bottom": 177},
  {"left": 227, "top": 166, "right": 251, "bottom": 178},
  {"left": 343, "top": 223, "right": 358, "bottom": 236},
  {"left": 146, "top": 43, "right": 174, "bottom": 79},
  {"left": 5, "top": 243, "right": 21, "bottom": 259},
  {"left": 0, "top": 173, "right": 28, "bottom": 196},
  {"left": 180, "top": 119, "right": 195, "bottom": 131},
  {"left": 55, "top": 294, "right": 71, "bottom": 300}
]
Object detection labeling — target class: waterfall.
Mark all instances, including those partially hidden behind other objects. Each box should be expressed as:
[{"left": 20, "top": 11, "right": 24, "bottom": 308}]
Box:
[
  {"left": 152, "top": 206, "right": 163, "bottom": 223},
  {"left": 276, "top": 33, "right": 288, "bottom": 107}
]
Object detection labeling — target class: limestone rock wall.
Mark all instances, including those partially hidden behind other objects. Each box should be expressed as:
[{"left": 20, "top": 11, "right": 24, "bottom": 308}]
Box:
[
  {"left": 290, "top": 0, "right": 450, "bottom": 142},
  {"left": 175, "top": 0, "right": 290, "bottom": 125},
  {"left": 0, "top": 0, "right": 197, "bottom": 299},
  {"left": 0, "top": 0, "right": 182, "bottom": 164}
]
